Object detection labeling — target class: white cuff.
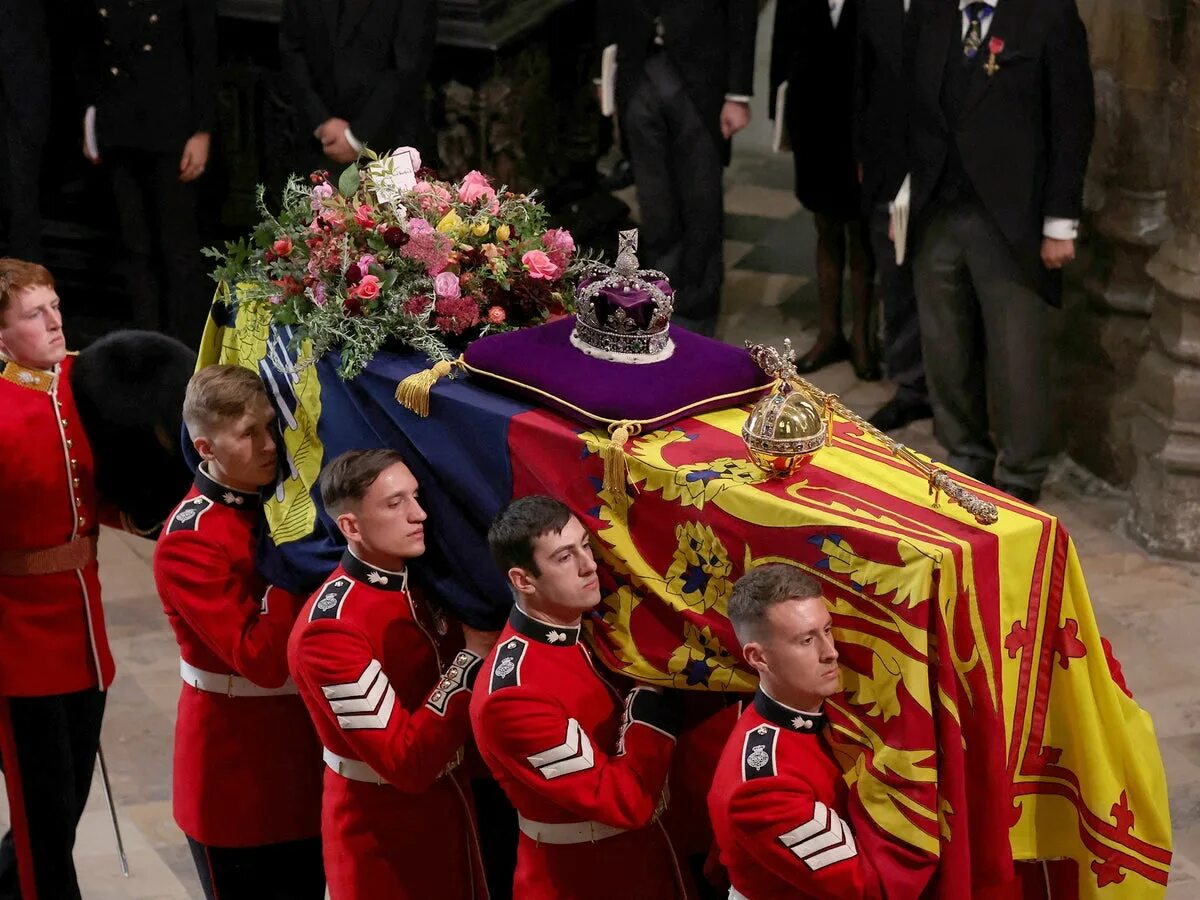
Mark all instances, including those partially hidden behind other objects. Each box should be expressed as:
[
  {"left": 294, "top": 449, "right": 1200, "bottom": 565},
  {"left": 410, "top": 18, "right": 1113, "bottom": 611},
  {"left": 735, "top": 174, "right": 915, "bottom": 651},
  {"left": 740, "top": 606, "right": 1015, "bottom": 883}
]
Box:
[
  {"left": 724, "top": 94, "right": 751, "bottom": 104},
  {"left": 84, "top": 106, "right": 99, "bottom": 161},
  {"left": 344, "top": 126, "right": 364, "bottom": 154},
  {"left": 1042, "top": 217, "right": 1078, "bottom": 240}
]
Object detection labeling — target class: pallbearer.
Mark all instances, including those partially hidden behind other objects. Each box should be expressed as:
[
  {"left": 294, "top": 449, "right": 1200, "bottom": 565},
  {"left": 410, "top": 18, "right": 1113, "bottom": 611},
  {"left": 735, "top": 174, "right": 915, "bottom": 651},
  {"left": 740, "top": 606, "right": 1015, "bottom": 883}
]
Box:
[
  {"left": 471, "top": 495, "right": 688, "bottom": 900},
  {"left": 154, "top": 364, "right": 324, "bottom": 899},
  {"left": 289, "top": 449, "right": 494, "bottom": 899}
]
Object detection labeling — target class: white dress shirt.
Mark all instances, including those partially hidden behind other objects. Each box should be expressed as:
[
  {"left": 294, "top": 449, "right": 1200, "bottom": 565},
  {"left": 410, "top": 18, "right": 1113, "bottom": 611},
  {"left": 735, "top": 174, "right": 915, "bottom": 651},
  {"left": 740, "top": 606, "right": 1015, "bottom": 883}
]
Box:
[{"left": 829, "top": 0, "right": 846, "bottom": 28}]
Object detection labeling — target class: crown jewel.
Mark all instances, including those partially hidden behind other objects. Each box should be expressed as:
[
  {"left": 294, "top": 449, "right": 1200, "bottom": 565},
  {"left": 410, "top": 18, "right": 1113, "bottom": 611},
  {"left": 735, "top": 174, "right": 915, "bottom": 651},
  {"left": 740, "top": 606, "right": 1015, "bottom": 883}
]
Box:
[
  {"left": 572, "top": 229, "right": 675, "bottom": 364},
  {"left": 742, "top": 339, "right": 826, "bottom": 476}
]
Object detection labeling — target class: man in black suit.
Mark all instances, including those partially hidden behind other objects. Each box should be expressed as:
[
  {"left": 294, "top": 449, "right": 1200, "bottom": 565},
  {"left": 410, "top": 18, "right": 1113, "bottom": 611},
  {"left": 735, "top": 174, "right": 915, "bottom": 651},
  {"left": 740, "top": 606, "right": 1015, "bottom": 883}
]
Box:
[
  {"left": 906, "top": 0, "right": 1093, "bottom": 503},
  {"left": 597, "top": 0, "right": 758, "bottom": 336},
  {"left": 0, "top": 0, "right": 50, "bottom": 262},
  {"left": 280, "top": 0, "right": 437, "bottom": 171},
  {"left": 856, "top": 0, "right": 931, "bottom": 430},
  {"left": 78, "top": 0, "right": 217, "bottom": 345}
]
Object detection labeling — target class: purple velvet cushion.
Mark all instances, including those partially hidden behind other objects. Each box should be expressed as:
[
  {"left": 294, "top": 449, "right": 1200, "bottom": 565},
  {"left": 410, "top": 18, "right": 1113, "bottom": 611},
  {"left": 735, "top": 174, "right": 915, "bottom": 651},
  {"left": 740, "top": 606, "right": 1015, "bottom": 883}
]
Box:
[{"left": 462, "top": 316, "right": 771, "bottom": 429}]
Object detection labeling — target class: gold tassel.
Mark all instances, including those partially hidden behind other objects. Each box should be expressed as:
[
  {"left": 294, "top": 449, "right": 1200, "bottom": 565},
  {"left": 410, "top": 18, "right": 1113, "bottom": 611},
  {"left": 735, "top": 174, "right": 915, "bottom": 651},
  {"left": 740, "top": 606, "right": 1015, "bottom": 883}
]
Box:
[
  {"left": 395, "top": 358, "right": 456, "bottom": 417},
  {"left": 601, "top": 422, "right": 634, "bottom": 495}
]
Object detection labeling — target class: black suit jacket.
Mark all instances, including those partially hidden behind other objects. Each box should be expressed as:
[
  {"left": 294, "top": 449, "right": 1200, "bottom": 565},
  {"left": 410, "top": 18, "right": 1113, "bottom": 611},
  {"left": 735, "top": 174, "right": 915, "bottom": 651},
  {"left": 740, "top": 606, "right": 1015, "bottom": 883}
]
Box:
[
  {"left": 908, "top": 0, "right": 1094, "bottom": 301},
  {"left": 78, "top": 0, "right": 216, "bottom": 153},
  {"left": 853, "top": 0, "right": 918, "bottom": 211},
  {"left": 597, "top": 0, "right": 757, "bottom": 162},
  {"left": 280, "top": 0, "right": 437, "bottom": 158}
]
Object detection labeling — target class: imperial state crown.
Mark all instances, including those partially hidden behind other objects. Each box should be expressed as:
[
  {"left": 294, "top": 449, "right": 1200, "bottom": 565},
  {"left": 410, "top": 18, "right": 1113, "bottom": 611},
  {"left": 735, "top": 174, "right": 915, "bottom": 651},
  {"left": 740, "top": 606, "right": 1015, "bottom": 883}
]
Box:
[{"left": 572, "top": 229, "right": 675, "bottom": 364}]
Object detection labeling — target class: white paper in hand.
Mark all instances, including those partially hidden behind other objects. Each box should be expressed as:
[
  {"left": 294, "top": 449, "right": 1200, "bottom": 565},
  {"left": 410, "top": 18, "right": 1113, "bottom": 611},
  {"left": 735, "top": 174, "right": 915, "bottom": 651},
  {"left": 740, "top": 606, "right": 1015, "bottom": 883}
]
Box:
[
  {"left": 369, "top": 147, "right": 420, "bottom": 205},
  {"left": 772, "top": 82, "right": 791, "bottom": 154},
  {"left": 889, "top": 174, "right": 912, "bottom": 265},
  {"left": 600, "top": 44, "right": 618, "bottom": 118}
]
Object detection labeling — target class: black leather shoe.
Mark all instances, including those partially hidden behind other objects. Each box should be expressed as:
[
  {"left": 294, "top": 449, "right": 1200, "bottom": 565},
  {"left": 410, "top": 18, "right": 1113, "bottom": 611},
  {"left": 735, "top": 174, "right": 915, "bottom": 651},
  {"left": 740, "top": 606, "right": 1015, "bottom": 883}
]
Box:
[
  {"left": 868, "top": 393, "right": 932, "bottom": 431},
  {"left": 795, "top": 335, "right": 850, "bottom": 374},
  {"left": 997, "top": 483, "right": 1041, "bottom": 505},
  {"left": 852, "top": 350, "right": 882, "bottom": 382}
]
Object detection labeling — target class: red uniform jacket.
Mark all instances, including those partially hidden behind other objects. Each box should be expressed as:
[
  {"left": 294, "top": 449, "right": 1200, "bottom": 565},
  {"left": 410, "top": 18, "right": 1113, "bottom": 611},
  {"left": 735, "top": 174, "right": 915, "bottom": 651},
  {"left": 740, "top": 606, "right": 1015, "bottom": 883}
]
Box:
[
  {"left": 288, "top": 550, "right": 487, "bottom": 900},
  {"left": 0, "top": 355, "right": 113, "bottom": 697},
  {"left": 153, "top": 466, "right": 323, "bottom": 847},
  {"left": 469, "top": 604, "right": 687, "bottom": 900},
  {"left": 708, "top": 689, "right": 883, "bottom": 899}
]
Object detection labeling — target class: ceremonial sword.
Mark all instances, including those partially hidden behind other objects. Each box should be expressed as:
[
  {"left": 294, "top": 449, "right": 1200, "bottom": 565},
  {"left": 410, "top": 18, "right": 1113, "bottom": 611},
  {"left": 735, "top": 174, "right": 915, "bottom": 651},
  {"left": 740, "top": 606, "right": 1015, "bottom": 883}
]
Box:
[{"left": 96, "top": 743, "right": 130, "bottom": 877}]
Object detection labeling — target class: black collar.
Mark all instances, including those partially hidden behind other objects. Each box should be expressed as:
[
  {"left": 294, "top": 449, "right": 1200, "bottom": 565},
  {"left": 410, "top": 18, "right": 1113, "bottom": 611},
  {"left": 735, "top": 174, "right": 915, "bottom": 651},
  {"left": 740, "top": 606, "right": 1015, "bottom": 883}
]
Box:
[
  {"left": 341, "top": 549, "right": 410, "bottom": 592},
  {"left": 754, "top": 688, "right": 827, "bottom": 733},
  {"left": 195, "top": 465, "right": 262, "bottom": 510},
  {"left": 509, "top": 603, "right": 580, "bottom": 647}
]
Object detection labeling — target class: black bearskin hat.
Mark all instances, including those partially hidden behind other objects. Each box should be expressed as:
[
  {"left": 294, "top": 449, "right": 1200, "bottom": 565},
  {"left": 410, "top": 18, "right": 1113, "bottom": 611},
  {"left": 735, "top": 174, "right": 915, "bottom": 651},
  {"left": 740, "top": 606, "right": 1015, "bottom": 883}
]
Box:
[{"left": 70, "top": 330, "right": 196, "bottom": 535}]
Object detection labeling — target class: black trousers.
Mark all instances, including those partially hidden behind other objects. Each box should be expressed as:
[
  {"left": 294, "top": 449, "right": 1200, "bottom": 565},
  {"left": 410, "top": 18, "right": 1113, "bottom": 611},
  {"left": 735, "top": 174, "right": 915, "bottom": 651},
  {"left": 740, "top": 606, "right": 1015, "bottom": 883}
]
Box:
[
  {"left": 187, "top": 835, "right": 325, "bottom": 900},
  {"left": 0, "top": 94, "right": 46, "bottom": 262},
  {"left": 869, "top": 202, "right": 926, "bottom": 401},
  {"left": 623, "top": 53, "right": 724, "bottom": 336},
  {"left": 0, "top": 689, "right": 107, "bottom": 900},
  {"left": 106, "top": 147, "right": 209, "bottom": 345},
  {"left": 912, "top": 200, "right": 1057, "bottom": 491}
]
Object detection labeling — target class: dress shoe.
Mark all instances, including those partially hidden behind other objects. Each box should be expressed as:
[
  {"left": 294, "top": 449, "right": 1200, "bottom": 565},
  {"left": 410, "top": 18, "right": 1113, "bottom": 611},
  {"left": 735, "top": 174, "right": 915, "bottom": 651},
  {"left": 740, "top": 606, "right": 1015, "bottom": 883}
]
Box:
[
  {"left": 997, "top": 483, "right": 1041, "bottom": 505},
  {"left": 868, "top": 393, "right": 932, "bottom": 432},
  {"left": 795, "top": 335, "right": 850, "bottom": 374},
  {"left": 852, "top": 348, "right": 881, "bottom": 382}
]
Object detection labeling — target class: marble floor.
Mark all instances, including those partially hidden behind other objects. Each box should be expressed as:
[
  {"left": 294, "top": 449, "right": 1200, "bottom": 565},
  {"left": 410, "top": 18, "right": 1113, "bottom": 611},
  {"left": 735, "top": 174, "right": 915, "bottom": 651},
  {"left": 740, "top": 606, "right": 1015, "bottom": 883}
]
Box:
[{"left": 6, "top": 15, "right": 1200, "bottom": 900}]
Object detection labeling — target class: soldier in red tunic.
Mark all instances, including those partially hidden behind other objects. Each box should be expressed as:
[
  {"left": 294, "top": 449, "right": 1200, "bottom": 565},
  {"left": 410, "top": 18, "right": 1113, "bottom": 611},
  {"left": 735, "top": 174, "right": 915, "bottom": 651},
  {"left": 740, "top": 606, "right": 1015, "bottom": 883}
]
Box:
[
  {"left": 153, "top": 365, "right": 325, "bottom": 898},
  {"left": 288, "top": 449, "right": 496, "bottom": 899},
  {"left": 709, "top": 563, "right": 886, "bottom": 899},
  {"left": 0, "top": 260, "right": 117, "bottom": 900},
  {"left": 471, "top": 495, "right": 689, "bottom": 900}
]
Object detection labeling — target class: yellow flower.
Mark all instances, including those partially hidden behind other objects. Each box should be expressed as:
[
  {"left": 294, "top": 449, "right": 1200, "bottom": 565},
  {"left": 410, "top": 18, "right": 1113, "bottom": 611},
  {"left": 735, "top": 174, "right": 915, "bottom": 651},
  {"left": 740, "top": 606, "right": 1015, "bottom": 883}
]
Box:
[
  {"left": 437, "top": 210, "right": 465, "bottom": 238},
  {"left": 495, "top": 224, "right": 511, "bottom": 242},
  {"left": 471, "top": 220, "right": 491, "bottom": 238}
]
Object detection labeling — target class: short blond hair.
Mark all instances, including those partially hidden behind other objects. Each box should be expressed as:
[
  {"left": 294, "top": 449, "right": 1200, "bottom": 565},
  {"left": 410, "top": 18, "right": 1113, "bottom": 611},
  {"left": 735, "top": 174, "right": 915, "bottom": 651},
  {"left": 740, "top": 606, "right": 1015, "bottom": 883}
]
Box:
[{"left": 183, "top": 365, "right": 269, "bottom": 437}]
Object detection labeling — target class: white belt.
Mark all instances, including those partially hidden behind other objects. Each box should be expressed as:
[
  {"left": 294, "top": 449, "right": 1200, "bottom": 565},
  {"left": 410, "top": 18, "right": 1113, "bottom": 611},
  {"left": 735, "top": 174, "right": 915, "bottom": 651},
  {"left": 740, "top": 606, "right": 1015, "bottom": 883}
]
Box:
[
  {"left": 323, "top": 748, "right": 388, "bottom": 785},
  {"left": 517, "top": 814, "right": 627, "bottom": 845},
  {"left": 179, "top": 659, "right": 299, "bottom": 698},
  {"left": 322, "top": 746, "right": 464, "bottom": 786},
  {"left": 729, "top": 888, "right": 751, "bottom": 900}
]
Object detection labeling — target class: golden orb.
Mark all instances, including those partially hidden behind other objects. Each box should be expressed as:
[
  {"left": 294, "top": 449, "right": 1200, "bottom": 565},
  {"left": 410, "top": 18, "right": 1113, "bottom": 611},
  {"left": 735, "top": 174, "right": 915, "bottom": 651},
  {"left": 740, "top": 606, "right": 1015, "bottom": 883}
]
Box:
[{"left": 742, "top": 380, "right": 826, "bottom": 477}]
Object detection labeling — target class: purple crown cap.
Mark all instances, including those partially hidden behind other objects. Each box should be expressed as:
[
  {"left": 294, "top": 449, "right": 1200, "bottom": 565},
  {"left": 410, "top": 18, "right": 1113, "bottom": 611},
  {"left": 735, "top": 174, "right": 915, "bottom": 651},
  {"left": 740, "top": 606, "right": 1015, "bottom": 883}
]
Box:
[{"left": 572, "top": 230, "right": 676, "bottom": 364}]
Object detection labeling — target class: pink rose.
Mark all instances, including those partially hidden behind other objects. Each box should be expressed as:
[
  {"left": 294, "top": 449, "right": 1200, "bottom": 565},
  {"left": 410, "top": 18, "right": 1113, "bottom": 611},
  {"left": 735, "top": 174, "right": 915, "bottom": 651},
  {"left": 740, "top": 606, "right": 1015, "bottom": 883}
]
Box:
[
  {"left": 457, "top": 170, "right": 497, "bottom": 207},
  {"left": 393, "top": 146, "right": 422, "bottom": 172},
  {"left": 351, "top": 274, "right": 381, "bottom": 301},
  {"left": 541, "top": 228, "right": 575, "bottom": 270},
  {"left": 354, "top": 204, "right": 375, "bottom": 228},
  {"left": 521, "top": 249, "right": 560, "bottom": 280},
  {"left": 434, "top": 271, "right": 461, "bottom": 300},
  {"left": 358, "top": 254, "right": 377, "bottom": 270}
]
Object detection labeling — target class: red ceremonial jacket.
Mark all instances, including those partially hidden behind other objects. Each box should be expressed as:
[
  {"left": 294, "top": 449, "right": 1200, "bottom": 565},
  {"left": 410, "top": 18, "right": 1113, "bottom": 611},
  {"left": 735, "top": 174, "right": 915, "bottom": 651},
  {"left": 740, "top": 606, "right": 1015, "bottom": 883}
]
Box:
[
  {"left": 0, "top": 354, "right": 114, "bottom": 697},
  {"left": 708, "top": 689, "right": 883, "bottom": 899},
  {"left": 153, "top": 466, "right": 323, "bottom": 847},
  {"left": 469, "top": 604, "right": 687, "bottom": 900},
  {"left": 288, "top": 550, "right": 487, "bottom": 900}
]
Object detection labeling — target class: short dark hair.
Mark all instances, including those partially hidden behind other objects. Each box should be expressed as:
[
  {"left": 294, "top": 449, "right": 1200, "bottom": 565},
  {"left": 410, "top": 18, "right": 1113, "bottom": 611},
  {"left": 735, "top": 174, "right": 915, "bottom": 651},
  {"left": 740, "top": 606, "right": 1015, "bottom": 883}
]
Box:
[
  {"left": 728, "top": 563, "right": 823, "bottom": 646},
  {"left": 320, "top": 448, "right": 408, "bottom": 517},
  {"left": 488, "top": 495, "right": 574, "bottom": 576}
]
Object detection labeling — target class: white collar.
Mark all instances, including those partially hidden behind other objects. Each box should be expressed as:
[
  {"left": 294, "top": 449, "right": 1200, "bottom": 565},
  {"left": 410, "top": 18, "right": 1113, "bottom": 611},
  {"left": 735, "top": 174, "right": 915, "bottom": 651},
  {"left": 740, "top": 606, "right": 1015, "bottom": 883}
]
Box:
[{"left": 959, "top": 0, "right": 998, "bottom": 9}]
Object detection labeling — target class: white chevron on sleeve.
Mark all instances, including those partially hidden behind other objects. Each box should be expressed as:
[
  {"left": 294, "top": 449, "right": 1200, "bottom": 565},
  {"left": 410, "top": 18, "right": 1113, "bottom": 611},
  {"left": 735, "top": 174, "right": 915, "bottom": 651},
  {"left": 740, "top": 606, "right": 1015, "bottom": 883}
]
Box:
[
  {"left": 322, "top": 660, "right": 397, "bottom": 730},
  {"left": 322, "top": 659, "right": 383, "bottom": 699},
  {"left": 328, "top": 666, "right": 389, "bottom": 714},
  {"left": 526, "top": 718, "right": 595, "bottom": 779},
  {"left": 778, "top": 801, "right": 859, "bottom": 871}
]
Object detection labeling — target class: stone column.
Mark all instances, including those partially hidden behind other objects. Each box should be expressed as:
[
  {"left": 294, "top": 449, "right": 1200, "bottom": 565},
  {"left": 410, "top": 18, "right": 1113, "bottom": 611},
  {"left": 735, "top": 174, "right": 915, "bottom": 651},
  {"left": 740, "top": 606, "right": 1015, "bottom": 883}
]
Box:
[
  {"left": 1063, "top": 0, "right": 1174, "bottom": 485},
  {"left": 1133, "top": 0, "right": 1200, "bottom": 558}
]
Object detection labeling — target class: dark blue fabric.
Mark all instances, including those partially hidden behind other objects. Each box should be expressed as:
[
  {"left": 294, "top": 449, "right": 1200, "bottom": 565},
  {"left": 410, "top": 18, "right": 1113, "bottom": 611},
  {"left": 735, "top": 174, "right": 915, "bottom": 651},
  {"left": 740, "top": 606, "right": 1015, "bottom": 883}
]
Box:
[{"left": 186, "top": 326, "right": 535, "bottom": 630}]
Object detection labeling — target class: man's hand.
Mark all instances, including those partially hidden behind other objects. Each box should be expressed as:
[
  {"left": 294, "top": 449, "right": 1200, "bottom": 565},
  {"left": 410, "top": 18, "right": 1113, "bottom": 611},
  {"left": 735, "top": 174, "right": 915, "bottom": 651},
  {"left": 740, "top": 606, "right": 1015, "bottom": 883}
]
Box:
[
  {"left": 179, "top": 132, "right": 210, "bottom": 183},
  {"left": 1041, "top": 237, "right": 1075, "bottom": 270},
  {"left": 316, "top": 117, "right": 350, "bottom": 145},
  {"left": 720, "top": 100, "right": 751, "bottom": 140},
  {"left": 323, "top": 134, "right": 358, "bottom": 165},
  {"left": 461, "top": 624, "right": 501, "bottom": 658}
]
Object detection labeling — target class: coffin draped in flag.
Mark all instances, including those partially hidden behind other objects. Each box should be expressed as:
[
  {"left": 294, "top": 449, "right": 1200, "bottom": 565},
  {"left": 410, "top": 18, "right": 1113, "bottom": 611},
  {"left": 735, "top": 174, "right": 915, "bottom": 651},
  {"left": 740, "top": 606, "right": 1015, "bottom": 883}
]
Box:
[{"left": 196, "top": 296, "right": 1172, "bottom": 899}]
